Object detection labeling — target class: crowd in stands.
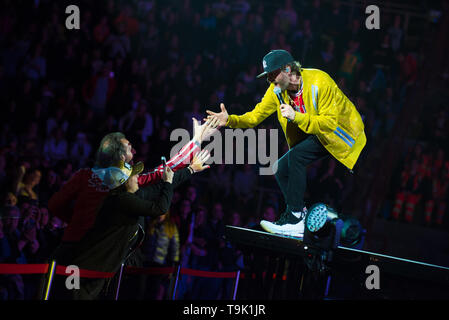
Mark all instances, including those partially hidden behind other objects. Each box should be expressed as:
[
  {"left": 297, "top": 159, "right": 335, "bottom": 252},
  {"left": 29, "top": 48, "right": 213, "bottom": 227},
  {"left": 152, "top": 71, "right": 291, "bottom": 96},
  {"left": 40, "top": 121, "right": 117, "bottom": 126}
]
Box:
[
  {"left": 0, "top": 0, "right": 441, "bottom": 299},
  {"left": 383, "top": 96, "right": 448, "bottom": 227},
  {"left": 387, "top": 144, "right": 448, "bottom": 227}
]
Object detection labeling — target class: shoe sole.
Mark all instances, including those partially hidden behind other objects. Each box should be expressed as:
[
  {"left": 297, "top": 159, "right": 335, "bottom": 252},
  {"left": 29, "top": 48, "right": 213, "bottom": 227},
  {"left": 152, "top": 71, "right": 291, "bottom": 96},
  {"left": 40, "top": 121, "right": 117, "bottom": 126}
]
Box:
[{"left": 260, "top": 221, "right": 304, "bottom": 238}]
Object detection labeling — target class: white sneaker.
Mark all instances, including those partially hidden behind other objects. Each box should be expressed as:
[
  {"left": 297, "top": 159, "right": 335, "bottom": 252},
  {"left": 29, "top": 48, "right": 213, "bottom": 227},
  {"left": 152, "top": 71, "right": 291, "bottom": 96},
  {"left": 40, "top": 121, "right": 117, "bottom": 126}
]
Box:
[{"left": 260, "top": 210, "right": 305, "bottom": 238}]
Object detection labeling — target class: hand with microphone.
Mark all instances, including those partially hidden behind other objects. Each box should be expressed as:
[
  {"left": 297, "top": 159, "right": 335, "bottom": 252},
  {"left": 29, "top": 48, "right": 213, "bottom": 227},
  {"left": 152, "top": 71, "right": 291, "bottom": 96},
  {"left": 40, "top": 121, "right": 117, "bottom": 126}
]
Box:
[{"left": 274, "top": 86, "right": 295, "bottom": 122}]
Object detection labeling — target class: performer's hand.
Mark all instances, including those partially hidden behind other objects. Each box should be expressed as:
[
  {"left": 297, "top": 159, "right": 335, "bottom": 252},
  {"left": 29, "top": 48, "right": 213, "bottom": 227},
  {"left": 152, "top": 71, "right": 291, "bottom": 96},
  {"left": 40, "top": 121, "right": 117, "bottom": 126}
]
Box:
[
  {"left": 189, "top": 149, "right": 211, "bottom": 173},
  {"left": 280, "top": 104, "right": 296, "bottom": 121},
  {"left": 162, "top": 165, "right": 174, "bottom": 184},
  {"left": 205, "top": 103, "right": 228, "bottom": 128},
  {"left": 192, "top": 117, "right": 218, "bottom": 143}
]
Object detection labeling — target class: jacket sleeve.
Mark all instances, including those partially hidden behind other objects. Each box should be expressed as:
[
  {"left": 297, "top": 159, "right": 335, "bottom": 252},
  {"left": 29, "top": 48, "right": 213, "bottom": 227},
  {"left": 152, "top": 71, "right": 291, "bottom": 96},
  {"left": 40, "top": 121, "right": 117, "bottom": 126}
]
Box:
[
  {"left": 172, "top": 168, "right": 193, "bottom": 188},
  {"left": 121, "top": 182, "right": 174, "bottom": 217},
  {"left": 136, "top": 168, "right": 192, "bottom": 202},
  {"left": 226, "top": 85, "right": 278, "bottom": 128},
  {"left": 292, "top": 78, "right": 339, "bottom": 135},
  {"left": 137, "top": 140, "right": 200, "bottom": 187},
  {"left": 48, "top": 170, "right": 83, "bottom": 223}
]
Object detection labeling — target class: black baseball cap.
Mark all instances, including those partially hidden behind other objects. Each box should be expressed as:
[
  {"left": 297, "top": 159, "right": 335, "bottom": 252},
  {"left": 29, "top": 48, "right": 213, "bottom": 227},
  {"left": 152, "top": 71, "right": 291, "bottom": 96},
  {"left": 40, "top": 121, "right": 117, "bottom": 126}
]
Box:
[{"left": 256, "top": 50, "right": 295, "bottom": 78}]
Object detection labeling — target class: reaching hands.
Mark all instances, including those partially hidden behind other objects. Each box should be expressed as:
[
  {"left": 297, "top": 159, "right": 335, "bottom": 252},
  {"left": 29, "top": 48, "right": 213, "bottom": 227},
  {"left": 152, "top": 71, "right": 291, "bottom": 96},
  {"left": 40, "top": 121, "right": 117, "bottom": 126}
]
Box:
[
  {"left": 188, "top": 103, "right": 229, "bottom": 173},
  {"left": 205, "top": 103, "right": 228, "bottom": 128},
  {"left": 192, "top": 103, "right": 229, "bottom": 144},
  {"left": 192, "top": 117, "right": 219, "bottom": 143},
  {"left": 189, "top": 149, "right": 211, "bottom": 173}
]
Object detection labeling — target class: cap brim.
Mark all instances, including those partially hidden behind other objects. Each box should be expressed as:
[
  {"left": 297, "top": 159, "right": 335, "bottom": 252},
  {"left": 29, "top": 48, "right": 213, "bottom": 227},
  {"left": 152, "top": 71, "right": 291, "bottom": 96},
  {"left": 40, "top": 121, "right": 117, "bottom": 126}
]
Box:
[
  {"left": 256, "top": 71, "right": 267, "bottom": 79},
  {"left": 131, "top": 162, "right": 144, "bottom": 176}
]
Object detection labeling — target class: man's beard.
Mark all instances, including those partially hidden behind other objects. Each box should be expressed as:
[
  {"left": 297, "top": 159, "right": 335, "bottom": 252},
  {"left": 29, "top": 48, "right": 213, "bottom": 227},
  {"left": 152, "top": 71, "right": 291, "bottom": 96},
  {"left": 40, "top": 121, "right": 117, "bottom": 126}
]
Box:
[
  {"left": 287, "top": 83, "right": 299, "bottom": 92},
  {"left": 287, "top": 82, "right": 300, "bottom": 96}
]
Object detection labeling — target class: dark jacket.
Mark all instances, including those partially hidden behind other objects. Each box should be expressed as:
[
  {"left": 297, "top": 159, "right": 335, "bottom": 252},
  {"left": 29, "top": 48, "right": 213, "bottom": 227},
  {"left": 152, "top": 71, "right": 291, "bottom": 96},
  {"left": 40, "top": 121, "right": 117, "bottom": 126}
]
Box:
[{"left": 53, "top": 168, "right": 192, "bottom": 273}]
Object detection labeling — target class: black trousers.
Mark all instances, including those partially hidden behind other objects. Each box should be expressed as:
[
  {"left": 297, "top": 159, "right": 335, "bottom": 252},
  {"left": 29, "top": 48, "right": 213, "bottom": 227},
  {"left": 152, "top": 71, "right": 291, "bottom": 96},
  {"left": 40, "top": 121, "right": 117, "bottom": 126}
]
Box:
[
  {"left": 49, "top": 274, "right": 106, "bottom": 300},
  {"left": 274, "top": 135, "right": 328, "bottom": 213},
  {"left": 47, "top": 242, "right": 108, "bottom": 300}
]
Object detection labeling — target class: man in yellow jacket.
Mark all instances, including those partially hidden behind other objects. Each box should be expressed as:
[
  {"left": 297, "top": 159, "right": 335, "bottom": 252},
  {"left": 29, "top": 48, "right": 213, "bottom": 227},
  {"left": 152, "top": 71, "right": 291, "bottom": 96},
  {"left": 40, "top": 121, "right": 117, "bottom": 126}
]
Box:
[{"left": 206, "top": 50, "right": 366, "bottom": 237}]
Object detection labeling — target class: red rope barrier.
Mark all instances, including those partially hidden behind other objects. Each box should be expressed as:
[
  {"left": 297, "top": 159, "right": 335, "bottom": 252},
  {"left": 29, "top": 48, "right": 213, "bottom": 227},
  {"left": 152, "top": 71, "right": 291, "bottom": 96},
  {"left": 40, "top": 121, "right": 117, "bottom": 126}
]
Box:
[
  {"left": 123, "top": 266, "right": 240, "bottom": 279},
  {"left": 0, "top": 263, "right": 115, "bottom": 278},
  {"left": 0, "top": 263, "right": 245, "bottom": 279},
  {"left": 0, "top": 263, "right": 49, "bottom": 274},
  {"left": 180, "top": 268, "right": 238, "bottom": 278},
  {"left": 124, "top": 266, "right": 175, "bottom": 275},
  {"left": 0, "top": 263, "right": 246, "bottom": 301},
  {"left": 55, "top": 266, "right": 115, "bottom": 279}
]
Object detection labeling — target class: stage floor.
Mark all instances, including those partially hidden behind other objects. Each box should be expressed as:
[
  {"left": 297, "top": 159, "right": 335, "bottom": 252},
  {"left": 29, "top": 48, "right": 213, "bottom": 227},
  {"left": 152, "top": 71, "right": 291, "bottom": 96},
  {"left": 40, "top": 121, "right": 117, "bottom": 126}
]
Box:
[{"left": 225, "top": 225, "right": 449, "bottom": 287}]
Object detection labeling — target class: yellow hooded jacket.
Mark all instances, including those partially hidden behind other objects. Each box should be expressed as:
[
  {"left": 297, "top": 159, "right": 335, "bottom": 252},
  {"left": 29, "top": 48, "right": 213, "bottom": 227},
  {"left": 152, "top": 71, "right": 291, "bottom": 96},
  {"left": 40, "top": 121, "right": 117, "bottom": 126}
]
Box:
[{"left": 226, "top": 68, "right": 367, "bottom": 170}]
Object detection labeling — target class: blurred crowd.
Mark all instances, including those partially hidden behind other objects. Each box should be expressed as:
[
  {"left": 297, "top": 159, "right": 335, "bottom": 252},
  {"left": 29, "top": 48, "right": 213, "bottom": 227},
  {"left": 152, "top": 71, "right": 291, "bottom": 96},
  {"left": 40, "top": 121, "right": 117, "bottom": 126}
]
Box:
[
  {"left": 0, "top": 0, "right": 444, "bottom": 299},
  {"left": 386, "top": 144, "right": 448, "bottom": 227}
]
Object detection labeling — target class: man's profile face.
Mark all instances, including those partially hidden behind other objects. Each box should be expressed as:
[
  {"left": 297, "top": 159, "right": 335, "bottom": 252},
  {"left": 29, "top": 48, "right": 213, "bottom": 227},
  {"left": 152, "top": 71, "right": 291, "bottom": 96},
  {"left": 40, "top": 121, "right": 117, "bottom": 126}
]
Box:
[
  {"left": 271, "top": 65, "right": 291, "bottom": 91},
  {"left": 121, "top": 139, "right": 135, "bottom": 162},
  {"left": 287, "top": 71, "right": 301, "bottom": 91}
]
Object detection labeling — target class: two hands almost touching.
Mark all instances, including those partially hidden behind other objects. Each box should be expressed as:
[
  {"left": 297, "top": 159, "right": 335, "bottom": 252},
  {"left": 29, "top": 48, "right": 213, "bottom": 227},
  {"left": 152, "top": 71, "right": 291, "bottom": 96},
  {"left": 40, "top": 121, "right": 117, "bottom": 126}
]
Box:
[
  {"left": 192, "top": 102, "right": 230, "bottom": 143},
  {"left": 204, "top": 103, "right": 229, "bottom": 129},
  {"left": 193, "top": 116, "right": 220, "bottom": 143},
  {"left": 182, "top": 103, "right": 229, "bottom": 176}
]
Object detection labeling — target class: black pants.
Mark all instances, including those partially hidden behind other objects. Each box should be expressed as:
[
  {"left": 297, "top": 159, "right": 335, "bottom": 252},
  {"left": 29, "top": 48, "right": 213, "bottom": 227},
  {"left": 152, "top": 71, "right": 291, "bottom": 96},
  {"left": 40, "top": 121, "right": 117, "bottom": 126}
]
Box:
[
  {"left": 274, "top": 135, "right": 328, "bottom": 213},
  {"left": 47, "top": 242, "right": 108, "bottom": 300}
]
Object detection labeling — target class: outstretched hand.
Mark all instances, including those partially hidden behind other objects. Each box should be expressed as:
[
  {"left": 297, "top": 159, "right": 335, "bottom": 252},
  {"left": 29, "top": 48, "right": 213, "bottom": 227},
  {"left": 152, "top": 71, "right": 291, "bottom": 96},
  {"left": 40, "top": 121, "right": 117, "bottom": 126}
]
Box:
[
  {"left": 205, "top": 103, "right": 228, "bottom": 128},
  {"left": 189, "top": 149, "right": 211, "bottom": 173},
  {"left": 192, "top": 117, "right": 219, "bottom": 143}
]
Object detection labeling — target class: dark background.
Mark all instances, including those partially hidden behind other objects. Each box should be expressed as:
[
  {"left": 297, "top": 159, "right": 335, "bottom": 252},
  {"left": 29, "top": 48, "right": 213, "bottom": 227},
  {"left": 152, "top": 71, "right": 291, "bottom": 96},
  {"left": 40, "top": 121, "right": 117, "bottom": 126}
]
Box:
[{"left": 0, "top": 0, "right": 448, "bottom": 299}]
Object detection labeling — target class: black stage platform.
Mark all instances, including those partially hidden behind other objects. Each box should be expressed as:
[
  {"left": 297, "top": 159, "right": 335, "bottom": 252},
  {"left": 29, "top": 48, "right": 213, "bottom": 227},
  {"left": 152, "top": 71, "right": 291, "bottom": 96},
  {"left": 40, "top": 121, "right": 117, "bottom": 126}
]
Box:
[{"left": 225, "top": 226, "right": 449, "bottom": 299}]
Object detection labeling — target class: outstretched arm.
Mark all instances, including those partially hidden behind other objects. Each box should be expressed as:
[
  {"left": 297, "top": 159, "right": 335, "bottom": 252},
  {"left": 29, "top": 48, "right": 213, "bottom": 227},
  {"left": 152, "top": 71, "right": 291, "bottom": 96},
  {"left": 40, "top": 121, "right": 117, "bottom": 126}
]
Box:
[
  {"left": 205, "top": 103, "right": 229, "bottom": 128},
  {"left": 126, "top": 166, "right": 174, "bottom": 217},
  {"left": 138, "top": 119, "right": 216, "bottom": 187},
  {"left": 137, "top": 150, "right": 211, "bottom": 205},
  {"left": 120, "top": 182, "right": 173, "bottom": 218},
  {"left": 206, "top": 86, "right": 278, "bottom": 129}
]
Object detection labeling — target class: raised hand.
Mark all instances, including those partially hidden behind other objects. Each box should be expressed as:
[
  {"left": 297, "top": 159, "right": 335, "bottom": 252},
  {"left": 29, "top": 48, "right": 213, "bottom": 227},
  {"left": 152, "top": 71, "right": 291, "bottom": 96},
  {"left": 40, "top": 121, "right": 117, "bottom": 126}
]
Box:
[
  {"left": 205, "top": 103, "right": 229, "bottom": 128},
  {"left": 188, "top": 149, "right": 211, "bottom": 173},
  {"left": 192, "top": 117, "right": 219, "bottom": 143}
]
